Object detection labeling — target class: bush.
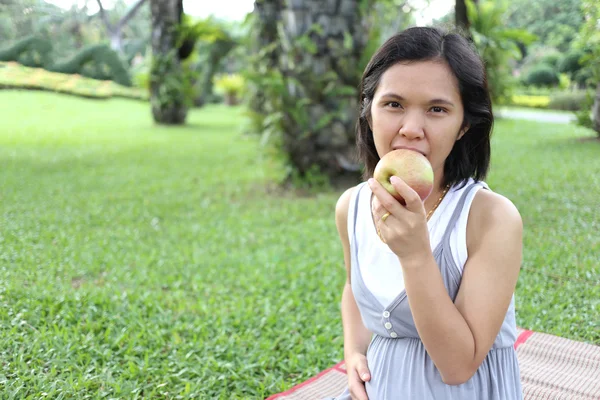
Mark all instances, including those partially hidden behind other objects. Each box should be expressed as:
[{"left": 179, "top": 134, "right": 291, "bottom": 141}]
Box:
[
  {"left": 548, "top": 91, "right": 593, "bottom": 111},
  {"left": 574, "top": 68, "right": 594, "bottom": 88},
  {"left": 213, "top": 73, "right": 245, "bottom": 105},
  {"left": 510, "top": 94, "right": 550, "bottom": 109},
  {"left": 540, "top": 53, "right": 561, "bottom": 68},
  {"left": 524, "top": 64, "right": 560, "bottom": 87},
  {"left": 0, "top": 61, "right": 147, "bottom": 100},
  {"left": 558, "top": 50, "right": 584, "bottom": 75},
  {"left": 0, "top": 36, "right": 52, "bottom": 68},
  {"left": 48, "top": 44, "right": 131, "bottom": 87}
]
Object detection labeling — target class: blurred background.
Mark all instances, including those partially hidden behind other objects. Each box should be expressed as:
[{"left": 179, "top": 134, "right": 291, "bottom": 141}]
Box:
[{"left": 0, "top": 0, "right": 598, "bottom": 187}]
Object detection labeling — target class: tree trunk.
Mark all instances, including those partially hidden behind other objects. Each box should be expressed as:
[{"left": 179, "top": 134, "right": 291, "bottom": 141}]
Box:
[
  {"left": 278, "top": 0, "right": 365, "bottom": 186},
  {"left": 149, "top": 0, "right": 187, "bottom": 125},
  {"left": 455, "top": 0, "right": 477, "bottom": 36},
  {"left": 455, "top": 0, "right": 470, "bottom": 32},
  {"left": 109, "top": 29, "right": 123, "bottom": 53},
  {"left": 96, "top": 0, "right": 148, "bottom": 54},
  {"left": 245, "top": 1, "right": 284, "bottom": 126},
  {"left": 593, "top": 83, "right": 600, "bottom": 135}
]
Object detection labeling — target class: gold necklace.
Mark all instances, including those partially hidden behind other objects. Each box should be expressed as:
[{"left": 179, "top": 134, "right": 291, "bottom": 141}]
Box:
[{"left": 426, "top": 185, "right": 451, "bottom": 221}]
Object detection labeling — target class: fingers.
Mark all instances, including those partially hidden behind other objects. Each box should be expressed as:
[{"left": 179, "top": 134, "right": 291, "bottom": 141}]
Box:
[
  {"left": 348, "top": 360, "right": 370, "bottom": 400},
  {"left": 389, "top": 176, "right": 423, "bottom": 213},
  {"left": 371, "top": 195, "right": 389, "bottom": 223},
  {"left": 349, "top": 374, "right": 370, "bottom": 400},
  {"left": 368, "top": 178, "right": 406, "bottom": 217}
]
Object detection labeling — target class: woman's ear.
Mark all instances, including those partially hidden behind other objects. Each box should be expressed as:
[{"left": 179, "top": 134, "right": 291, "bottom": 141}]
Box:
[{"left": 457, "top": 125, "right": 469, "bottom": 141}]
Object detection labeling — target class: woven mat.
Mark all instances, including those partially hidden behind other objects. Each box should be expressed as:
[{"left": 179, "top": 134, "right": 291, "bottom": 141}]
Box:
[{"left": 266, "top": 328, "right": 600, "bottom": 400}]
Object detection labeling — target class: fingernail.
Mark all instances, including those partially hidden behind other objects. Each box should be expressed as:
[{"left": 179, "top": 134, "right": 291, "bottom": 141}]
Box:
[
  {"left": 367, "top": 178, "right": 373, "bottom": 186},
  {"left": 390, "top": 176, "right": 399, "bottom": 184},
  {"left": 361, "top": 373, "right": 369, "bottom": 380}
]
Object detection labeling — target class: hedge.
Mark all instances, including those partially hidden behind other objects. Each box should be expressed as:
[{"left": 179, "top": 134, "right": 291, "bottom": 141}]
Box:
[{"left": 0, "top": 61, "right": 147, "bottom": 100}]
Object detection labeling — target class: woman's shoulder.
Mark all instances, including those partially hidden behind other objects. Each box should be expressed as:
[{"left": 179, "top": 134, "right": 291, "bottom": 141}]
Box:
[
  {"left": 335, "top": 184, "right": 360, "bottom": 228},
  {"left": 469, "top": 185, "right": 522, "bottom": 238},
  {"left": 334, "top": 182, "right": 367, "bottom": 221}
]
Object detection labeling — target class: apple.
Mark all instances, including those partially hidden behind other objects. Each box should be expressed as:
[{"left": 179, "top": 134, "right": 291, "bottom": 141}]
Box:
[{"left": 373, "top": 149, "right": 434, "bottom": 204}]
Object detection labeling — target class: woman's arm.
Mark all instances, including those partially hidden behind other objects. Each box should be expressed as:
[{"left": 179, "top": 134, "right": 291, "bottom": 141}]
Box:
[
  {"left": 336, "top": 187, "right": 373, "bottom": 399},
  {"left": 401, "top": 189, "right": 522, "bottom": 385},
  {"left": 369, "top": 177, "right": 522, "bottom": 385},
  {"left": 335, "top": 187, "right": 373, "bottom": 359}
]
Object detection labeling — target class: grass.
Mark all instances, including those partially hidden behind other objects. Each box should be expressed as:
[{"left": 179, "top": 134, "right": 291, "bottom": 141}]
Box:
[{"left": 0, "top": 90, "right": 598, "bottom": 398}]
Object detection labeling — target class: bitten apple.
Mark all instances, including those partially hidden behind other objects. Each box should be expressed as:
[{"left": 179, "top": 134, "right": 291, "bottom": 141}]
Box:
[{"left": 373, "top": 149, "right": 434, "bottom": 204}]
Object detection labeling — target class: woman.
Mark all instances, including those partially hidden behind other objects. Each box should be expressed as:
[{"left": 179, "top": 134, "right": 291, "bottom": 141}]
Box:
[{"left": 327, "top": 27, "right": 523, "bottom": 399}]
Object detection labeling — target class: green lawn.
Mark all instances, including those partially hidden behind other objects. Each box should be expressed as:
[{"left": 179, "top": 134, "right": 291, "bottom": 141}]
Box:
[{"left": 0, "top": 91, "right": 598, "bottom": 398}]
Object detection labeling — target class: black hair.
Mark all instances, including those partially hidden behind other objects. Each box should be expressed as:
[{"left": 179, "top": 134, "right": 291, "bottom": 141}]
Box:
[{"left": 357, "top": 26, "right": 493, "bottom": 189}]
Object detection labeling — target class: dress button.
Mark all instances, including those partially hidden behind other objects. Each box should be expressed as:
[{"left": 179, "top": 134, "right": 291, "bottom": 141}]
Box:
[
  {"left": 390, "top": 332, "right": 398, "bottom": 338},
  {"left": 383, "top": 311, "right": 390, "bottom": 318},
  {"left": 384, "top": 322, "right": 392, "bottom": 329}
]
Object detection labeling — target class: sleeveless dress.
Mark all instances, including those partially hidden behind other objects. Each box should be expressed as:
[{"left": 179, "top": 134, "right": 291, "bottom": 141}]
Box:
[{"left": 325, "top": 180, "right": 523, "bottom": 400}]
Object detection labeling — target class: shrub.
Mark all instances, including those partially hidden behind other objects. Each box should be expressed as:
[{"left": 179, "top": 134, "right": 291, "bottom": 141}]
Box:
[
  {"left": 558, "top": 50, "right": 584, "bottom": 75},
  {"left": 540, "top": 53, "right": 561, "bottom": 68},
  {"left": 48, "top": 44, "right": 131, "bottom": 87},
  {"left": 574, "top": 68, "right": 594, "bottom": 88},
  {"left": 548, "top": 91, "right": 593, "bottom": 111},
  {"left": 525, "top": 64, "right": 560, "bottom": 87},
  {"left": 0, "top": 61, "right": 146, "bottom": 100},
  {"left": 213, "top": 73, "right": 245, "bottom": 105},
  {"left": 510, "top": 94, "right": 550, "bottom": 109},
  {"left": 0, "top": 36, "right": 52, "bottom": 68}
]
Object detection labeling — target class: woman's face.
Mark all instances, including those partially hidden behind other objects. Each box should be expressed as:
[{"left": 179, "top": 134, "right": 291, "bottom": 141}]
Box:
[{"left": 369, "top": 60, "right": 467, "bottom": 186}]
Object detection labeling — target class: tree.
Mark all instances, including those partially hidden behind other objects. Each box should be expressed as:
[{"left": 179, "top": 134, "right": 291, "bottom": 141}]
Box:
[
  {"left": 456, "top": 0, "right": 478, "bottom": 35},
  {"left": 466, "top": 0, "right": 537, "bottom": 104},
  {"left": 96, "top": 0, "right": 148, "bottom": 54},
  {"left": 149, "top": 0, "right": 187, "bottom": 125},
  {"left": 247, "top": 0, "right": 370, "bottom": 187},
  {"left": 575, "top": 0, "right": 599, "bottom": 134},
  {"left": 505, "top": 0, "right": 583, "bottom": 53}
]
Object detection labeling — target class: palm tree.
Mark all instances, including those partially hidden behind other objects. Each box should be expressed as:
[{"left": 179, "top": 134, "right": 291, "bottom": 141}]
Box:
[
  {"left": 272, "top": 0, "right": 366, "bottom": 185},
  {"left": 149, "top": 0, "right": 187, "bottom": 124}
]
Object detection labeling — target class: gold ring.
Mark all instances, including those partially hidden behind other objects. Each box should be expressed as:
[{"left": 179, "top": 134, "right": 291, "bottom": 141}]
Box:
[{"left": 381, "top": 212, "right": 391, "bottom": 222}]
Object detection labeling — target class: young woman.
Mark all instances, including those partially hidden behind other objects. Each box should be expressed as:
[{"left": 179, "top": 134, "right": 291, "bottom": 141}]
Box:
[{"left": 327, "top": 27, "right": 523, "bottom": 399}]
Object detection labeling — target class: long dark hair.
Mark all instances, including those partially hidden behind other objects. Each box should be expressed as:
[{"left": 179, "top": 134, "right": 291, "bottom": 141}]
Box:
[{"left": 357, "top": 27, "right": 493, "bottom": 189}]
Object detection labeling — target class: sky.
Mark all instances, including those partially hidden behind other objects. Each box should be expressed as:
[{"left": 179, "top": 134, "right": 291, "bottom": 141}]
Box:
[{"left": 45, "top": 0, "right": 454, "bottom": 25}]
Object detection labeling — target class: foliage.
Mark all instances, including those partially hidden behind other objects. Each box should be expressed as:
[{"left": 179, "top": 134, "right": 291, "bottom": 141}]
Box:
[
  {"left": 510, "top": 94, "right": 550, "bottom": 109},
  {"left": 466, "top": 0, "right": 537, "bottom": 105},
  {"left": 189, "top": 17, "right": 240, "bottom": 106},
  {"left": 539, "top": 52, "right": 562, "bottom": 68},
  {"left": 559, "top": 49, "right": 585, "bottom": 75},
  {"left": 213, "top": 73, "right": 245, "bottom": 105},
  {"left": 0, "top": 92, "right": 598, "bottom": 397},
  {"left": 0, "top": 61, "right": 146, "bottom": 100},
  {"left": 573, "top": 0, "right": 599, "bottom": 133},
  {"left": 150, "top": 49, "right": 193, "bottom": 110},
  {"left": 523, "top": 63, "right": 560, "bottom": 86},
  {"left": 48, "top": 44, "right": 132, "bottom": 87},
  {"left": 548, "top": 90, "right": 593, "bottom": 111},
  {"left": 0, "top": 35, "right": 53, "bottom": 68},
  {"left": 505, "top": 0, "right": 584, "bottom": 53}
]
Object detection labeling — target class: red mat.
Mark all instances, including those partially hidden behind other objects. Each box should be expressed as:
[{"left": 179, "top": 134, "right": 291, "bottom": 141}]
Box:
[{"left": 267, "top": 328, "right": 600, "bottom": 400}]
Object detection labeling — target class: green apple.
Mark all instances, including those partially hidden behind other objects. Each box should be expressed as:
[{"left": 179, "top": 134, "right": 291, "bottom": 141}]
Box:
[{"left": 373, "top": 149, "right": 434, "bottom": 204}]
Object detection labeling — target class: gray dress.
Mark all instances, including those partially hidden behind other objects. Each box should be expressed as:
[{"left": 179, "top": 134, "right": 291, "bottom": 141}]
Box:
[{"left": 326, "top": 181, "right": 522, "bottom": 400}]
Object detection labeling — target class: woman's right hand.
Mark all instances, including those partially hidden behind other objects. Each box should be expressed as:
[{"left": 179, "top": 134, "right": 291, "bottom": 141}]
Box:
[{"left": 346, "top": 352, "right": 371, "bottom": 400}]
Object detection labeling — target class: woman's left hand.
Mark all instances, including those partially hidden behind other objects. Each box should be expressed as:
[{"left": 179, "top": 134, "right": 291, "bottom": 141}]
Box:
[{"left": 368, "top": 176, "right": 431, "bottom": 263}]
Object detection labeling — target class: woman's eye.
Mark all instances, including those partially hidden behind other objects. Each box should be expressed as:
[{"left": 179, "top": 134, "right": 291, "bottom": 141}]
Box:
[
  {"left": 387, "top": 102, "right": 401, "bottom": 108},
  {"left": 431, "top": 106, "right": 446, "bottom": 113}
]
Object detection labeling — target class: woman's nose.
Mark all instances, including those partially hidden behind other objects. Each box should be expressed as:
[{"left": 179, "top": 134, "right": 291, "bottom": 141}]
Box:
[{"left": 398, "top": 112, "right": 425, "bottom": 140}]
